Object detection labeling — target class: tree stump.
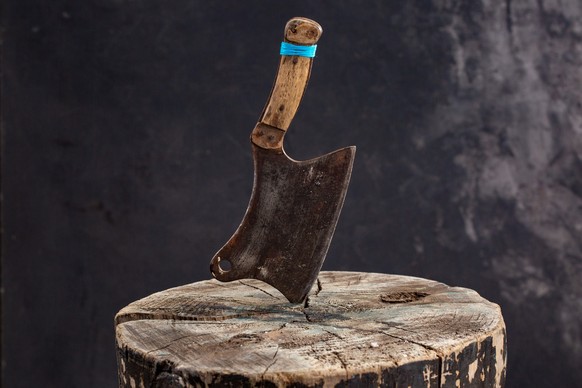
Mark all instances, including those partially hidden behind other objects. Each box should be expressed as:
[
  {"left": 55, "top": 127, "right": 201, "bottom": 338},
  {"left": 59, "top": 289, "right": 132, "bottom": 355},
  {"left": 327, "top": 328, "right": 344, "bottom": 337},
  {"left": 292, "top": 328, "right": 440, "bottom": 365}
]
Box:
[{"left": 115, "top": 271, "right": 506, "bottom": 387}]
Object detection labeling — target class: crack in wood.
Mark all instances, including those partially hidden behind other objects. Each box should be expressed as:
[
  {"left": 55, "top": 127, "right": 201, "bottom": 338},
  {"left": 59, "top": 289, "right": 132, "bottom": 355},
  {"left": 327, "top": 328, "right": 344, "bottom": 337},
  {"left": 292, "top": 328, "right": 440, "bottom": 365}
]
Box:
[
  {"left": 332, "top": 351, "right": 349, "bottom": 381},
  {"left": 380, "top": 331, "right": 440, "bottom": 355},
  {"left": 261, "top": 345, "right": 280, "bottom": 379},
  {"left": 116, "top": 309, "right": 273, "bottom": 324},
  {"left": 262, "top": 323, "right": 288, "bottom": 335},
  {"left": 144, "top": 334, "right": 197, "bottom": 356},
  {"left": 238, "top": 280, "right": 280, "bottom": 299},
  {"left": 378, "top": 321, "right": 419, "bottom": 336},
  {"left": 322, "top": 328, "right": 345, "bottom": 341},
  {"left": 379, "top": 328, "right": 445, "bottom": 385},
  {"left": 378, "top": 330, "right": 443, "bottom": 387},
  {"left": 300, "top": 279, "right": 322, "bottom": 323},
  {"left": 303, "top": 296, "right": 313, "bottom": 322}
]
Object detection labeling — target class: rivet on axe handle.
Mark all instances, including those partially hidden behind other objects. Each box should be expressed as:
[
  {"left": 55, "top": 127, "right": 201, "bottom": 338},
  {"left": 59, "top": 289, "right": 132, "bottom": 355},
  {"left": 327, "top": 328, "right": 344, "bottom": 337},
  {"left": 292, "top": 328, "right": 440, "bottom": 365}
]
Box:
[{"left": 210, "top": 17, "right": 356, "bottom": 303}]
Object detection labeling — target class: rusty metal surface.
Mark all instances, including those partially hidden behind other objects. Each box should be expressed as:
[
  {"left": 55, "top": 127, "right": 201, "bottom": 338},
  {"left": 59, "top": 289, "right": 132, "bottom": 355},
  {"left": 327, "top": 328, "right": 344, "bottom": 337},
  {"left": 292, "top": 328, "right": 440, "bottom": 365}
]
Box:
[{"left": 210, "top": 144, "right": 355, "bottom": 303}]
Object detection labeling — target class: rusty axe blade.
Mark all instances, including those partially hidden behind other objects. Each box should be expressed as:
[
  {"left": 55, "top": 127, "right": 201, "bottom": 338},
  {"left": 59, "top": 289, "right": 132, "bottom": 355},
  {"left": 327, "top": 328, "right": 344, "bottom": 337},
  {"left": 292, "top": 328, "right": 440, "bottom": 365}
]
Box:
[{"left": 209, "top": 17, "right": 355, "bottom": 303}]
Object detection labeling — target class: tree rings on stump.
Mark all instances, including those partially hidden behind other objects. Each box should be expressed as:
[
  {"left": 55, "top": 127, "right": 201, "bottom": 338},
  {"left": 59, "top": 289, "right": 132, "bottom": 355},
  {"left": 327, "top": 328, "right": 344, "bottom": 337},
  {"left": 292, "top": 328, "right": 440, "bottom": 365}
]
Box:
[{"left": 115, "top": 271, "right": 506, "bottom": 387}]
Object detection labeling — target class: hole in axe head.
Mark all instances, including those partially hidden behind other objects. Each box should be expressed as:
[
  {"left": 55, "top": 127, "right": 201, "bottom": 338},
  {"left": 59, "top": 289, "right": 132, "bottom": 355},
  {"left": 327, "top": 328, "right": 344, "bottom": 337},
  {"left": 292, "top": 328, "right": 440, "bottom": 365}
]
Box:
[{"left": 218, "top": 257, "right": 232, "bottom": 273}]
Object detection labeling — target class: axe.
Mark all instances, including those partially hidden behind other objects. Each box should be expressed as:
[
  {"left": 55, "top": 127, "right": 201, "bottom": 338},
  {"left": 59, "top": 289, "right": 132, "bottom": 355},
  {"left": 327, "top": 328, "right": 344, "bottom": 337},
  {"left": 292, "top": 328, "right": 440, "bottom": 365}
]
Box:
[{"left": 209, "top": 17, "right": 355, "bottom": 303}]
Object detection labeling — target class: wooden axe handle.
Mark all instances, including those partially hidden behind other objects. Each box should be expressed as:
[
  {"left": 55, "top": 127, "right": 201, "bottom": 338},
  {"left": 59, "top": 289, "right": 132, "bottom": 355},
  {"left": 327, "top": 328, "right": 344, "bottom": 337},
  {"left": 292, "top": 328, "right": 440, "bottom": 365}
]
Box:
[{"left": 252, "top": 18, "right": 322, "bottom": 150}]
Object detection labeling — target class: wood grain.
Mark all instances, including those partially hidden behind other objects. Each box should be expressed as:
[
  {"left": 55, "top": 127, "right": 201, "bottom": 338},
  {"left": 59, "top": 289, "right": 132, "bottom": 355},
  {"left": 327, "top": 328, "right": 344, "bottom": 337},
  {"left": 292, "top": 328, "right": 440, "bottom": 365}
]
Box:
[
  {"left": 115, "top": 271, "right": 506, "bottom": 387},
  {"left": 259, "top": 55, "right": 313, "bottom": 133},
  {"left": 252, "top": 18, "right": 322, "bottom": 150}
]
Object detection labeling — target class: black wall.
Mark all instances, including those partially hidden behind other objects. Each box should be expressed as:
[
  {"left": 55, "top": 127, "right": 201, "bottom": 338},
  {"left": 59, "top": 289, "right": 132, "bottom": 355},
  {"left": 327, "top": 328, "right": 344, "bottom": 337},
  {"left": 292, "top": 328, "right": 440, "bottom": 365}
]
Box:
[{"left": 3, "top": 1, "right": 582, "bottom": 387}]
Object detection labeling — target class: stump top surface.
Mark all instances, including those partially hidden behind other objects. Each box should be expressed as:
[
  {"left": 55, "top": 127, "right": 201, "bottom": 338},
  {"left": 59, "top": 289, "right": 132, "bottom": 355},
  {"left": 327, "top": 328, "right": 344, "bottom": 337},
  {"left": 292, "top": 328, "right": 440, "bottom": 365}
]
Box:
[{"left": 116, "top": 271, "right": 506, "bottom": 387}]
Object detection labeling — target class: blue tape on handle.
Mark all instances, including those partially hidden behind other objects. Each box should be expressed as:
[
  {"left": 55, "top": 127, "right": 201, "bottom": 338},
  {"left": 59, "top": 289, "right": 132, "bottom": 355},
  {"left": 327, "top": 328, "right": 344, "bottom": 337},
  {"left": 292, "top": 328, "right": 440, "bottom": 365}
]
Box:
[{"left": 280, "top": 42, "right": 317, "bottom": 58}]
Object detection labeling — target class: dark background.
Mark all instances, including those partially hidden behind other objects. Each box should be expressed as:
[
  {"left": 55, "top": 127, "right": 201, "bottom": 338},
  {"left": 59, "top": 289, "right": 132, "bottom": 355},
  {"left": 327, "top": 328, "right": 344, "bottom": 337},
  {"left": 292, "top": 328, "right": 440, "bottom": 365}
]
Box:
[{"left": 3, "top": 1, "right": 582, "bottom": 387}]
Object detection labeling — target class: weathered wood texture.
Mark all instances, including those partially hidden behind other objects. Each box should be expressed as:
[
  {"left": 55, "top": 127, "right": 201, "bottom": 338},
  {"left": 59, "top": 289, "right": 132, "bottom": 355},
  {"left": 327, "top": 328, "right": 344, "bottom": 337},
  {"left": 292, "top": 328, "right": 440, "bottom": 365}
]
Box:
[
  {"left": 251, "top": 18, "right": 322, "bottom": 151},
  {"left": 259, "top": 18, "right": 322, "bottom": 132},
  {"left": 115, "top": 271, "right": 506, "bottom": 387}
]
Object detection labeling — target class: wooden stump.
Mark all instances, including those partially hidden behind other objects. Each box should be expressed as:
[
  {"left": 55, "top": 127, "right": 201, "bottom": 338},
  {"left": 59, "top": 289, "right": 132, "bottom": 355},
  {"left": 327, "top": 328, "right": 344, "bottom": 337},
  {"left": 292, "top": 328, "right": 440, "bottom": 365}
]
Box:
[{"left": 115, "top": 271, "right": 506, "bottom": 387}]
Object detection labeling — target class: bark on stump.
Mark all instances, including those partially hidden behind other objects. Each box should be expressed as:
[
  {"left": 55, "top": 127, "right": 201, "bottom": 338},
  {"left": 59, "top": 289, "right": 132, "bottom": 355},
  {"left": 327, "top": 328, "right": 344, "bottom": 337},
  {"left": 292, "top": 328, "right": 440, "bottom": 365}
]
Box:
[{"left": 115, "top": 271, "right": 506, "bottom": 387}]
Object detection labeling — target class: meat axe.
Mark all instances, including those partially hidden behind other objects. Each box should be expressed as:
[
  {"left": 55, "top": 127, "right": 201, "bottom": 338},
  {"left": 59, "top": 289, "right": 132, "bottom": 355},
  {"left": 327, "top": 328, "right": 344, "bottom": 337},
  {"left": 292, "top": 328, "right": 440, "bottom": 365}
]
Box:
[{"left": 210, "top": 17, "right": 355, "bottom": 303}]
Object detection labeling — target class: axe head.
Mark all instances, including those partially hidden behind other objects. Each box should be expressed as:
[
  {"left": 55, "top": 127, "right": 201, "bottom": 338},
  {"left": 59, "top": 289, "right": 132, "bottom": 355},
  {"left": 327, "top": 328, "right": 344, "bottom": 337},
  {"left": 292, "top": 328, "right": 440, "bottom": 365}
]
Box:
[
  {"left": 210, "top": 144, "right": 355, "bottom": 303},
  {"left": 209, "top": 17, "right": 355, "bottom": 303}
]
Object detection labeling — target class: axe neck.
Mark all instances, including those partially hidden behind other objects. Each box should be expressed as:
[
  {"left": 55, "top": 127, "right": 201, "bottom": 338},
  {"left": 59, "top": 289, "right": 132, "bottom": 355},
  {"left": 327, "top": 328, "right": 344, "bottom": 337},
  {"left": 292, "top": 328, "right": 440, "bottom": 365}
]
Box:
[{"left": 251, "top": 123, "right": 286, "bottom": 151}]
